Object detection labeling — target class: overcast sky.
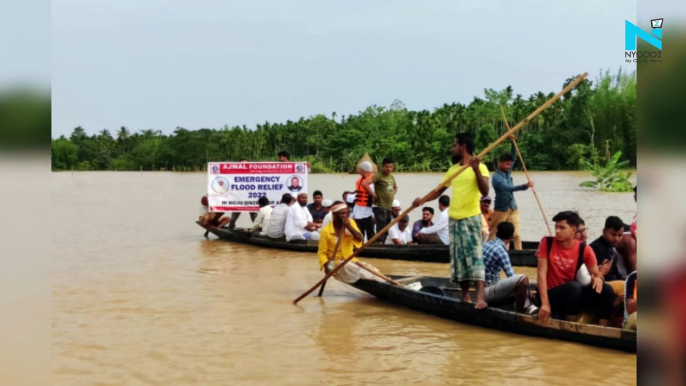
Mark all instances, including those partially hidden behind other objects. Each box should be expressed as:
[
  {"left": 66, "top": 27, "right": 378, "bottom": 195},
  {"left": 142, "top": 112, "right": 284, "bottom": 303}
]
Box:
[{"left": 51, "top": 0, "right": 636, "bottom": 138}]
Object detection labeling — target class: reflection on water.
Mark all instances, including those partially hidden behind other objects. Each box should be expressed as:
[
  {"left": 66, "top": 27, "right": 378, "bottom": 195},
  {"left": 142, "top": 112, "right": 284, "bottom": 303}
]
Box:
[{"left": 52, "top": 172, "right": 636, "bottom": 385}]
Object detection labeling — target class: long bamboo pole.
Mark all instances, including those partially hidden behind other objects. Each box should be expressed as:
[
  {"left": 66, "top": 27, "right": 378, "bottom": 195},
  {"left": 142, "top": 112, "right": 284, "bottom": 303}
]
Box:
[
  {"left": 293, "top": 72, "right": 588, "bottom": 305},
  {"left": 355, "top": 261, "right": 402, "bottom": 286},
  {"left": 499, "top": 105, "right": 553, "bottom": 236}
]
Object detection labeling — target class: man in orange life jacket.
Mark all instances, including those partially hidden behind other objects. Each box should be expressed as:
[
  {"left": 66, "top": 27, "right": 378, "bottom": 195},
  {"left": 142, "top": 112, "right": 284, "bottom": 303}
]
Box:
[{"left": 353, "top": 161, "right": 376, "bottom": 242}]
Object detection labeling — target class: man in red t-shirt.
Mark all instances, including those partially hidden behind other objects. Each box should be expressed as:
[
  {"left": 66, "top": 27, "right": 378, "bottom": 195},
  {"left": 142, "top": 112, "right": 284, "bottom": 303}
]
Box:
[{"left": 536, "top": 211, "right": 615, "bottom": 326}]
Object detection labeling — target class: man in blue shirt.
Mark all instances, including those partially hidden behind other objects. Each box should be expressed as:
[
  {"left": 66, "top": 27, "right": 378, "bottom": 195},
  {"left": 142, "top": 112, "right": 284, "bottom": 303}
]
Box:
[
  {"left": 483, "top": 221, "right": 537, "bottom": 314},
  {"left": 487, "top": 136, "right": 533, "bottom": 250}
]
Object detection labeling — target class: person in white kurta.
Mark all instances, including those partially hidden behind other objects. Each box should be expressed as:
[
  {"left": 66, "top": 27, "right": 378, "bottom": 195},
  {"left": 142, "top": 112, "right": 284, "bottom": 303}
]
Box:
[
  {"left": 285, "top": 193, "right": 322, "bottom": 241},
  {"left": 249, "top": 196, "right": 273, "bottom": 235}
]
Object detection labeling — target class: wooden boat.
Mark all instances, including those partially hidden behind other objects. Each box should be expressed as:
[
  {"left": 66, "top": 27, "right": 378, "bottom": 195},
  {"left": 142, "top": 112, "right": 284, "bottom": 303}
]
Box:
[
  {"left": 350, "top": 275, "right": 637, "bottom": 352},
  {"left": 198, "top": 222, "right": 540, "bottom": 266}
]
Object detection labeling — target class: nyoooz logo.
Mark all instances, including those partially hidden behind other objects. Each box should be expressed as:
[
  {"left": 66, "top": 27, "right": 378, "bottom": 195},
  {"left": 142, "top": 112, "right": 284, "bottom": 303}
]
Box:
[{"left": 624, "top": 18, "right": 663, "bottom": 63}]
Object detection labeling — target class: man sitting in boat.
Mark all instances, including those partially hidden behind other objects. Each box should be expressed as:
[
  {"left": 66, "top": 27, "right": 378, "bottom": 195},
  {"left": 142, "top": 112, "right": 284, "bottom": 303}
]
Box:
[
  {"left": 391, "top": 200, "right": 401, "bottom": 219},
  {"left": 480, "top": 196, "right": 494, "bottom": 224},
  {"left": 411, "top": 207, "right": 434, "bottom": 242},
  {"left": 318, "top": 203, "right": 385, "bottom": 283},
  {"left": 386, "top": 215, "right": 415, "bottom": 245},
  {"left": 624, "top": 271, "right": 636, "bottom": 330},
  {"left": 536, "top": 211, "right": 614, "bottom": 326},
  {"left": 483, "top": 221, "right": 538, "bottom": 314},
  {"left": 285, "top": 193, "right": 322, "bottom": 241},
  {"left": 320, "top": 199, "right": 334, "bottom": 228},
  {"left": 265, "top": 193, "right": 293, "bottom": 239},
  {"left": 589, "top": 216, "right": 628, "bottom": 310},
  {"left": 199, "top": 195, "right": 231, "bottom": 231},
  {"left": 574, "top": 218, "right": 588, "bottom": 243},
  {"left": 247, "top": 196, "right": 272, "bottom": 236},
  {"left": 416, "top": 195, "right": 450, "bottom": 245},
  {"left": 307, "top": 190, "right": 326, "bottom": 224}
]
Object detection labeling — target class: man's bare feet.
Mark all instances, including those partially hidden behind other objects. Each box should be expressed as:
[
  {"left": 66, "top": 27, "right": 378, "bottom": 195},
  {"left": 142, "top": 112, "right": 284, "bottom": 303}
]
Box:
[
  {"left": 461, "top": 294, "right": 472, "bottom": 303},
  {"left": 475, "top": 300, "right": 488, "bottom": 309}
]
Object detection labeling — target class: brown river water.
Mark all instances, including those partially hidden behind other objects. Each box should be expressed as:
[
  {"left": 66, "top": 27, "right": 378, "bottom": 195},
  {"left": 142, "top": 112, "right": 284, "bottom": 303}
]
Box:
[{"left": 52, "top": 171, "right": 636, "bottom": 385}]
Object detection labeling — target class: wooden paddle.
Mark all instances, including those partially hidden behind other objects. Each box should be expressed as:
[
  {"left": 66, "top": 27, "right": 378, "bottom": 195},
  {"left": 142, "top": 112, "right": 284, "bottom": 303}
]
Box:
[
  {"left": 293, "top": 72, "right": 588, "bottom": 305},
  {"left": 499, "top": 105, "right": 553, "bottom": 236},
  {"left": 317, "top": 225, "right": 346, "bottom": 296}
]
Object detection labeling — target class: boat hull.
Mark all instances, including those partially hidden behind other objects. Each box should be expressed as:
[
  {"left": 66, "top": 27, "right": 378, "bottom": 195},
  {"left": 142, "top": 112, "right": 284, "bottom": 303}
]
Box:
[
  {"left": 200, "top": 223, "right": 540, "bottom": 266},
  {"left": 351, "top": 276, "right": 637, "bottom": 352}
]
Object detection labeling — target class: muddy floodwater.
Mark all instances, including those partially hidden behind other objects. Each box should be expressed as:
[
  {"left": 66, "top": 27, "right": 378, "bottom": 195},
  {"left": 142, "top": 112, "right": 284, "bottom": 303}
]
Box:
[{"left": 52, "top": 171, "right": 636, "bottom": 385}]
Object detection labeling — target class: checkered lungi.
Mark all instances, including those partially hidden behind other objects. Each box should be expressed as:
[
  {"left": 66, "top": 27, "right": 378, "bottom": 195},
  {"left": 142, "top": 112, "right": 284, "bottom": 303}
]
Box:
[{"left": 449, "top": 215, "right": 485, "bottom": 283}]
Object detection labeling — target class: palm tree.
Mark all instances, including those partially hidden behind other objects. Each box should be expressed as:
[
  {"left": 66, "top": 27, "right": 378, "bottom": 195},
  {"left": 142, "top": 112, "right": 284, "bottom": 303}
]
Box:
[
  {"left": 70, "top": 126, "right": 87, "bottom": 142},
  {"left": 117, "top": 126, "right": 130, "bottom": 155}
]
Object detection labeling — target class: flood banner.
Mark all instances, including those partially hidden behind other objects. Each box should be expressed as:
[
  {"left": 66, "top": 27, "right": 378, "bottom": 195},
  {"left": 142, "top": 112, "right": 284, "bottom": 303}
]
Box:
[{"left": 207, "top": 162, "right": 308, "bottom": 212}]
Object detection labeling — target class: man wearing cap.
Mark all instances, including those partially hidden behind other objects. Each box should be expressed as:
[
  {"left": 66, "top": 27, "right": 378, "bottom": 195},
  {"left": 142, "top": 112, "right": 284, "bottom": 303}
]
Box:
[
  {"left": 320, "top": 199, "right": 335, "bottom": 229},
  {"left": 342, "top": 191, "right": 356, "bottom": 211},
  {"left": 417, "top": 195, "right": 450, "bottom": 245},
  {"left": 386, "top": 215, "right": 415, "bottom": 245},
  {"left": 318, "top": 203, "right": 385, "bottom": 283},
  {"left": 391, "top": 200, "right": 402, "bottom": 219},
  {"left": 488, "top": 137, "right": 533, "bottom": 250},
  {"left": 285, "top": 193, "right": 322, "bottom": 241},
  {"left": 353, "top": 161, "right": 376, "bottom": 242}
]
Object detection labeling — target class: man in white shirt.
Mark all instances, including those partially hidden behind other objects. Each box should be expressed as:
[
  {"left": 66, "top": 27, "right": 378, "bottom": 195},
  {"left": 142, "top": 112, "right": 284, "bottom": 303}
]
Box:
[
  {"left": 248, "top": 196, "right": 273, "bottom": 235},
  {"left": 320, "top": 199, "right": 335, "bottom": 229},
  {"left": 386, "top": 215, "right": 415, "bottom": 245},
  {"left": 285, "top": 193, "right": 322, "bottom": 241},
  {"left": 265, "top": 194, "right": 293, "bottom": 239},
  {"left": 417, "top": 195, "right": 450, "bottom": 245}
]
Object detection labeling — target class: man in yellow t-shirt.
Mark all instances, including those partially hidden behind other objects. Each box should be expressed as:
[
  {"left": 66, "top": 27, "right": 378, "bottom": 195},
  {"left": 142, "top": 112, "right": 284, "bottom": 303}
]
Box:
[{"left": 413, "top": 133, "right": 490, "bottom": 309}]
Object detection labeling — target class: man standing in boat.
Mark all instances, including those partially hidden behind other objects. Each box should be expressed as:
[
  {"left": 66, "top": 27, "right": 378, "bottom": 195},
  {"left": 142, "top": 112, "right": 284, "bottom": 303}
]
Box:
[
  {"left": 413, "top": 132, "right": 490, "bottom": 309},
  {"left": 363, "top": 157, "right": 397, "bottom": 244},
  {"left": 353, "top": 161, "right": 376, "bottom": 242},
  {"left": 488, "top": 136, "right": 533, "bottom": 250}
]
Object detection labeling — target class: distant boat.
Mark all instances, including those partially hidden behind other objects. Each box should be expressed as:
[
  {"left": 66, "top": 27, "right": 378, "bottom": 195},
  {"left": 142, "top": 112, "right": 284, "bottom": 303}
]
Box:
[
  {"left": 350, "top": 275, "right": 636, "bottom": 352},
  {"left": 197, "top": 222, "right": 539, "bottom": 266}
]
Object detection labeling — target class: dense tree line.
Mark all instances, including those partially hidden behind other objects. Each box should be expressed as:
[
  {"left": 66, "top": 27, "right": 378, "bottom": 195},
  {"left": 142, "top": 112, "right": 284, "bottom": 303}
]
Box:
[{"left": 52, "top": 69, "right": 636, "bottom": 173}]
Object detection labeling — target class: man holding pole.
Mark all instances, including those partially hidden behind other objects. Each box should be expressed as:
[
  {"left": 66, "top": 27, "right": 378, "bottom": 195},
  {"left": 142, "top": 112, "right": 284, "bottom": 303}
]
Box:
[
  {"left": 318, "top": 203, "right": 385, "bottom": 284},
  {"left": 412, "top": 133, "right": 490, "bottom": 309},
  {"left": 488, "top": 136, "right": 533, "bottom": 250},
  {"left": 294, "top": 73, "right": 587, "bottom": 306}
]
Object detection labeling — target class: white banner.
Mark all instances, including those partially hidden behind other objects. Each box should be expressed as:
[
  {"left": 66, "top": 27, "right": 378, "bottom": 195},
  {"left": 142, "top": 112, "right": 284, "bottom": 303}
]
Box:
[{"left": 207, "top": 162, "right": 308, "bottom": 212}]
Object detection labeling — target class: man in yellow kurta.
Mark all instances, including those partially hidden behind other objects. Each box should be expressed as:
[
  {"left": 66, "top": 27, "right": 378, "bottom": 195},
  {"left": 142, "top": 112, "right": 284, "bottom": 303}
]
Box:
[
  {"left": 318, "top": 203, "right": 363, "bottom": 272},
  {"left": 318, "top": 202, "right": 385, "bottom": 283}
]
